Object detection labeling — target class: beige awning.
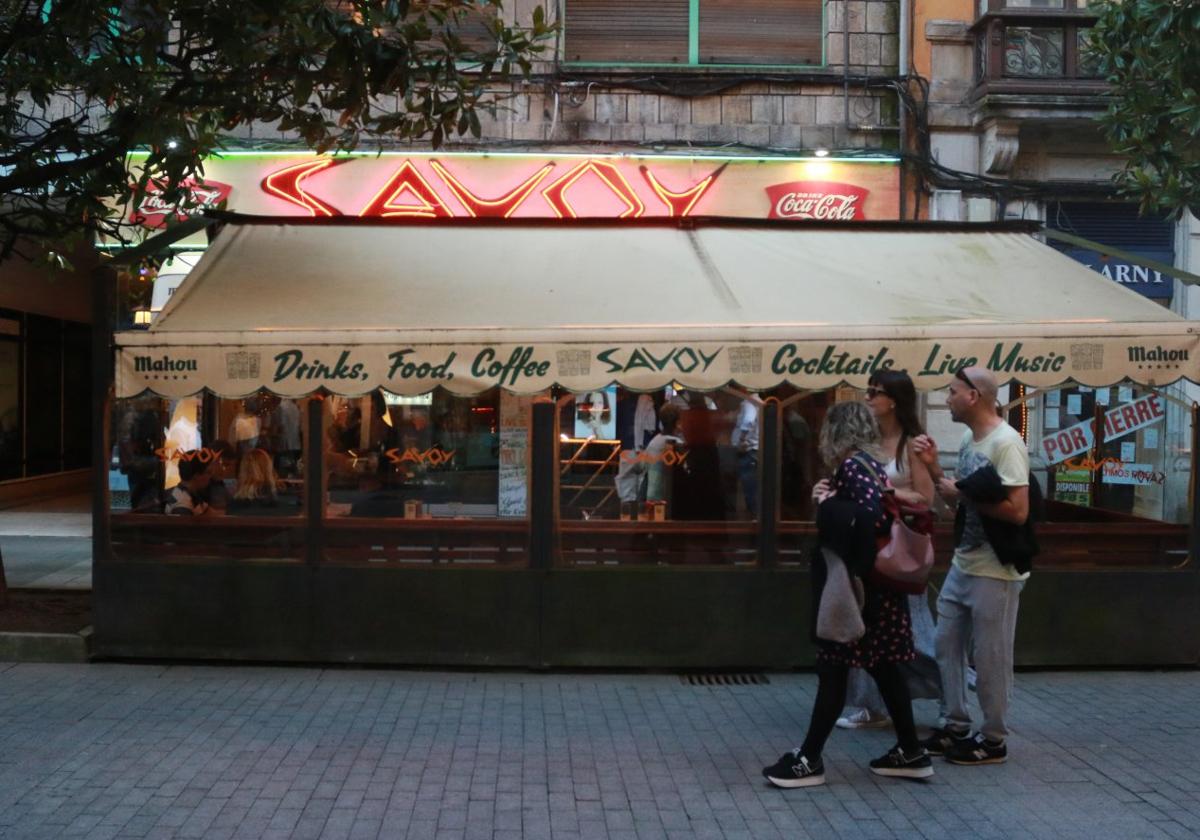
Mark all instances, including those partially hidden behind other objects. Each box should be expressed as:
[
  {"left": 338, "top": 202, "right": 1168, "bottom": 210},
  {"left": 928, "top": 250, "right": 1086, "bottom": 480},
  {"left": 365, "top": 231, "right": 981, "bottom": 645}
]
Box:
[{"left": 115, "top": 217, "right": 1200, "bottom": 397}]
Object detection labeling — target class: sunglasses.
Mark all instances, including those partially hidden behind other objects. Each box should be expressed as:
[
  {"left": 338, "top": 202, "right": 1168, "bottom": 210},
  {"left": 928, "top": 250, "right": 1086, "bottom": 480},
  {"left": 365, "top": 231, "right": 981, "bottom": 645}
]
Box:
[
  {"left": 865, "top": 386, "right": 889, "bottom": 400},
  {"left": 955, "top": 368, "right": 981, "bottom": 392}
]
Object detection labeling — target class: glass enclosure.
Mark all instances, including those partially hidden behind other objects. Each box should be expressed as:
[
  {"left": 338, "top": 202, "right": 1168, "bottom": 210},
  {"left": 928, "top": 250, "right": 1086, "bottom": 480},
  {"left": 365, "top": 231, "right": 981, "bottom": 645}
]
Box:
[
  {"left": 555, "top": 386, "right": 764, "bottom": 566},
  {"left": 107, "top": 378, "right": 1194, "bottom": 570}
]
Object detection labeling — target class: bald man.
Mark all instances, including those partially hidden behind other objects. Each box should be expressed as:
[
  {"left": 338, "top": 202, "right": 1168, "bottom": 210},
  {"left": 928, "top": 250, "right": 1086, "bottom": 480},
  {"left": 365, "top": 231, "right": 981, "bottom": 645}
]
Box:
[{"left": 911, "top": 366, "right": 1030, "bottom": 766}]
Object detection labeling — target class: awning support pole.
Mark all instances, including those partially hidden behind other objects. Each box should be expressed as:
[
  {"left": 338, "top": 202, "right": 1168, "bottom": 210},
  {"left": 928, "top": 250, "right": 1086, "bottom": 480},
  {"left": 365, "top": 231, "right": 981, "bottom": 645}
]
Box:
[
  {"left": 758, "top": 399, "right": 780, "bottom": 568},
  {"left": 92, "top": 264, "right": 116, "bottom": 578},
  {"left": 529, "top": 399, "right": 557, "bottom": 571},
  {"left": 1190, "top": 402, "right": 1200, "bottom": 571},
  {"left": 305, "top": 398, "right": 325, "bottom": 565}
]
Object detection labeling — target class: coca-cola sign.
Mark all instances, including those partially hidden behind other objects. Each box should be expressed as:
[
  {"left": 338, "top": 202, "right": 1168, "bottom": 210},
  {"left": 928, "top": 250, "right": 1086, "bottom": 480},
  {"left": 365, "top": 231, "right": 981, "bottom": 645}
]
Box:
[
  {"left": 765, "top": 181, "right": 869, "bottom": 221},
  {"left": 130, "top": 179, "right": 233, "bottom": 228}
]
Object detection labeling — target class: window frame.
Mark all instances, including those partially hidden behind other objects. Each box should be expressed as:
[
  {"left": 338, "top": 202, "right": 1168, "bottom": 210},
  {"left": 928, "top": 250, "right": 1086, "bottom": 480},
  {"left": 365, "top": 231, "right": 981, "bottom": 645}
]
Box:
[
  {"left": 560, "top": 0, "right": 829, "bottom": 72},
  {"left": 971, "top": 7, "right": 1104, "bottom": 89}
]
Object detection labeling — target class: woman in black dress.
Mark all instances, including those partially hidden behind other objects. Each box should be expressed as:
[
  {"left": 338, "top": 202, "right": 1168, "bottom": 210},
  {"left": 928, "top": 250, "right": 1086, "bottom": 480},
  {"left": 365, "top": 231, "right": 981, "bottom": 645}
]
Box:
[{"left": 762, "top": 401, "right": 932, "bottom": 787}]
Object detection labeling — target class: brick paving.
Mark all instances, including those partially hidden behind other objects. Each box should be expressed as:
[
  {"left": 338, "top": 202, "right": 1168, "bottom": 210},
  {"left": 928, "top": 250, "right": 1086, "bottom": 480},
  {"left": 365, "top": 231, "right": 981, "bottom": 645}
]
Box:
[
  {"left": 0, "top": 493, "right": 91, "bottom": 589},
  {"left": 0, "top": 664, "right": 1198, "bottom": 839}
]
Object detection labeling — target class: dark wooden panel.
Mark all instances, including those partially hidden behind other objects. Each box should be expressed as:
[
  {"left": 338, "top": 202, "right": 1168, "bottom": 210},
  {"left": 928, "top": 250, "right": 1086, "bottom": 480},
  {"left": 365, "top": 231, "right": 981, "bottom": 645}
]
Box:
[{"left": 323, "top": 518, "right": 529, "bottom": 567}]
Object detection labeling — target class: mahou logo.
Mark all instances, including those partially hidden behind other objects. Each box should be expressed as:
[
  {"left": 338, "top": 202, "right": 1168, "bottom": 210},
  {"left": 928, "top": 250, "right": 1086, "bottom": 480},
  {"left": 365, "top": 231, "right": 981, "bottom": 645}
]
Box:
[
  {"left": 130, "top": 179, "right": 233, "bottom": 228},
  {"left": 765, "top": 181, "right": 869, "bottom": 221}
]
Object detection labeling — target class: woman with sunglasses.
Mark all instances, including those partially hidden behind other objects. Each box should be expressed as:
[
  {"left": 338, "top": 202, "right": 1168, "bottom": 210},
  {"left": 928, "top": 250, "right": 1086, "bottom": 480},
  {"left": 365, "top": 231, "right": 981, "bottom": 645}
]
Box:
[{"left": 835, "top": 371, "right": 941, "bottom": 730}]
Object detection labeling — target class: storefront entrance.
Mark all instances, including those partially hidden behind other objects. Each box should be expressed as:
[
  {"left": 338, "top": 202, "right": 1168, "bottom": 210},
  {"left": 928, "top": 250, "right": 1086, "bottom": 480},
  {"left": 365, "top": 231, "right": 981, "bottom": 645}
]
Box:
[{"left": 95, "top": 217, "right": 1200, "bottom": 667}]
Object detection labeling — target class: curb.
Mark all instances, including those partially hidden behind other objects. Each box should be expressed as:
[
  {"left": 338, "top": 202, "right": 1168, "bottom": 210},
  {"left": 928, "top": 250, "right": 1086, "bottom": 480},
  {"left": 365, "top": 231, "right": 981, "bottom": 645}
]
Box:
[{"left": 0, "top": 626, "right": 92, "bottom": 663}]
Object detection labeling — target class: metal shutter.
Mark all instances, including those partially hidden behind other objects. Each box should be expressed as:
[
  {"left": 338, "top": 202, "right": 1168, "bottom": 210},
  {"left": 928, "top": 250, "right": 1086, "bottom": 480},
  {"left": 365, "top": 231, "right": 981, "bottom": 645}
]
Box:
[
  {"left": 564, "top": 0, "right": 690, "bottom": 63},
  {"left": 699, "top": 0, "right": 823, "bottom": 65}
]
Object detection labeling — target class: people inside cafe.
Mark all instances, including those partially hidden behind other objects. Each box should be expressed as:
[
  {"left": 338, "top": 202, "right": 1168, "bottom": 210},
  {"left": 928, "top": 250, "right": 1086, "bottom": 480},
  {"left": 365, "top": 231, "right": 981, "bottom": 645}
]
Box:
[
  {"left": 227, "top": 447, "right": 298, "bottom": 514},
  {"left": 164, "top": 454, "right": 213, "bottom": 516},
  {"left": 204, "top": 440, "right": 236, "bottom": 511}
]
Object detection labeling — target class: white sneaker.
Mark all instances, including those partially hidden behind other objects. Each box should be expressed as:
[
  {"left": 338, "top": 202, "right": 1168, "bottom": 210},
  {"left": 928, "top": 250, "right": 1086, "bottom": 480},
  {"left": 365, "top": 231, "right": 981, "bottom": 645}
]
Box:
[{"left": 836, "top": 708, "right": 892, "bottom": 729}]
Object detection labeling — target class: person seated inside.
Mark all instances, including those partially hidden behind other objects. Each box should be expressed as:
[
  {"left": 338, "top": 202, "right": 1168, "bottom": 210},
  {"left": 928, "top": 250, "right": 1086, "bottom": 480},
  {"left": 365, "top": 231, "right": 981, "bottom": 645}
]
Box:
[
  {"left": 348, "top": 474, "right": 413, "bottom": 518},
  {"left": 228, "top": 448, "right": 296, "bottom": 514},
  {"left": 164, "top": 454, "right": 213, "bottom": 516},
  {"left": 206, "top": 440, "right": 237, "bottom": 511}
]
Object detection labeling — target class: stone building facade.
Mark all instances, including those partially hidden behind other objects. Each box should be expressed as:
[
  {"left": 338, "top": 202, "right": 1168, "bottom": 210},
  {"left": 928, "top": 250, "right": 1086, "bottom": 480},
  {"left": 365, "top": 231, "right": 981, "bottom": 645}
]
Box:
[{"left": 237, "top": 1, "right": 906, "bottom": 163}]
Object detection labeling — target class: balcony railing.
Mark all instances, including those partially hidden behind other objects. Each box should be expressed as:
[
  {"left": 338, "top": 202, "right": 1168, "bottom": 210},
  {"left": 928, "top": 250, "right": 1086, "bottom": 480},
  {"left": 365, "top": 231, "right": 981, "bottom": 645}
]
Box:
[{"left": 972, "top": 0, "right": 1106, "bottom": 99}]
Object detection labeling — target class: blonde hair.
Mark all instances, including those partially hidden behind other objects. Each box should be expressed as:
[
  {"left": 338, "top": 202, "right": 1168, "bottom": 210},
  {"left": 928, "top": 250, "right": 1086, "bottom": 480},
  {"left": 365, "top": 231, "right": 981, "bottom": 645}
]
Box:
[
  {"left": 819, "top": 401, "right": 881, "bottom": 469},
  {"left": 234, "top": 448, "right": 277, "bottom": 500}
]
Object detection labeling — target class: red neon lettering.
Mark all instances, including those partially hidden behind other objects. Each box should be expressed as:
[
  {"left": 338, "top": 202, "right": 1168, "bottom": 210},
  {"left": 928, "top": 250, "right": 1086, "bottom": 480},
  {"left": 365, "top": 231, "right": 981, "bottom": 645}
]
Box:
[
  {"left": 429, "top": 160, "right": 555, "bottom": 218},
  {"left": 542, "top": 160, "right": 645, "bottom": 219},
  {"left": 639, "top": 164, "right": 724, "bottom": 217},
  {"left": 260, "top": 159, "right": 343, "bottom": 216},
  {"left": 360, "top": 160, "right": 452, "bottom": 218}
]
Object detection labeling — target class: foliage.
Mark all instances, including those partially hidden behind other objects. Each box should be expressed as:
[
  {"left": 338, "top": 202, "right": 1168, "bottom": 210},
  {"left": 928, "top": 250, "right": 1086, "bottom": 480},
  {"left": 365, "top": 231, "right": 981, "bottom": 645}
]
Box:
[
  {"left": 0, "top": 0, "right": 552, "bottom": 263},
  {"left": 1091, "top": 0, "right": 1200, "bottom": 217}
]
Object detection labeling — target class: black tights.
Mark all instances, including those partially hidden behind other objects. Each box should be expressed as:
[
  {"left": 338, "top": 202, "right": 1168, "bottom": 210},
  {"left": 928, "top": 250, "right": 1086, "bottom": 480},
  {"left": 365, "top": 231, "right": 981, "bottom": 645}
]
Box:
[{"left": 800, "top": 662, "right": 919, "bottom": 760}]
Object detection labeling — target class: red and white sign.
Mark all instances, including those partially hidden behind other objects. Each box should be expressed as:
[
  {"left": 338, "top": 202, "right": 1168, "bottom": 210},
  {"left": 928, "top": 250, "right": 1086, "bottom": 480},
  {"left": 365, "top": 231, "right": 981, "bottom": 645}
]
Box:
[
  {"left": 1040, "top": 392, "right": 1166, "bottom": 465},
  {"left": 1101, "top": 461, "right": 1165, "bottom": 486},
  {"left": 130, "top": 179, "right": 233, "bottom": 228},
  {"left": 115, "top": 154, "right": 899, "bottom": 233},
  {"left": 764, "top": 181, "right": 869, "bottom": 221}
]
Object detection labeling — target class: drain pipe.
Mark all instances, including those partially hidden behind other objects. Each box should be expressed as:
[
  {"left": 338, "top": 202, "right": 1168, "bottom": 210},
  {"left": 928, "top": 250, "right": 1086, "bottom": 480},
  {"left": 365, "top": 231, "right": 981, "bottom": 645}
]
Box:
[{"left": 843, "top": 11, "right": 851, "bottom": 129}]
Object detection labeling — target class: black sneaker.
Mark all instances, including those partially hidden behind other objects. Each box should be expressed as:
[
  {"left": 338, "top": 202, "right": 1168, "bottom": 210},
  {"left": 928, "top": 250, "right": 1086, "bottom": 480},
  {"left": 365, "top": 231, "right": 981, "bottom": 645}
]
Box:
[
  {"left": 869, "top": 745, "right": 935, "bottom": 779},
  {"left": 762, "top": 749, "right": 826, "bottom": 788},
  {"left": 919, "top": 726, "right": 971, "bottom": 757},
  {"left": 946, "top": 733, "right": 1008, "bottom": 765}
]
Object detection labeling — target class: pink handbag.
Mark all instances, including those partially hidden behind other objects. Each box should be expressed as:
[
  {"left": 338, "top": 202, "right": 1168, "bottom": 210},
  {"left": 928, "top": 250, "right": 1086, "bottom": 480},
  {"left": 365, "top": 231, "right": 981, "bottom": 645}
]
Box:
[
  {"left": 852, "top": 455, "right": 935, "bottom": 594},
  {"left": 871, "top": 505, "right": 935, "bottom": 594}
]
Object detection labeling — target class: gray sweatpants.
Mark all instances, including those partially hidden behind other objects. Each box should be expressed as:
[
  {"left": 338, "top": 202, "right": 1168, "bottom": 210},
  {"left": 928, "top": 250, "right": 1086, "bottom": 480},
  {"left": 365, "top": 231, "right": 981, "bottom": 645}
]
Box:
[{"left": 936, "top": 564, "right": 1024, "bottom": 742}]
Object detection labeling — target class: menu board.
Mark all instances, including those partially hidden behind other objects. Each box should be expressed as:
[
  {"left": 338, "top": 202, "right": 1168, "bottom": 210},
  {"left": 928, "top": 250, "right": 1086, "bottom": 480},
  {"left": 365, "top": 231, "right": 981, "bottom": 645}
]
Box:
[{"left": 498, "top": 393, "right": 535, "bottom": 517}]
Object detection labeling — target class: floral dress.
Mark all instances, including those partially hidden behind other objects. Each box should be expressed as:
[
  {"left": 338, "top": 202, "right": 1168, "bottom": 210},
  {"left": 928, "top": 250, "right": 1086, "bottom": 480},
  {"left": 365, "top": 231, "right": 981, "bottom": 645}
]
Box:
[{"left": 816, "top": 450, "right": 916, "bottom": 670}]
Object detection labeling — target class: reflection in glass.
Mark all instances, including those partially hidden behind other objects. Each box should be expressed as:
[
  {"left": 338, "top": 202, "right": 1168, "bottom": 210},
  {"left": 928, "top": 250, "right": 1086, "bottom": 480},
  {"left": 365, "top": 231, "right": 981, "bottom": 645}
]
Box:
[
  {"left": 110, "top": 394, "right": 306, "bottom": 516},
  {"left": 1076, "top": 27, "right": 1103, "bottom": 78},
  {"left": 559, "top": 387, "right": 759, "bottom": 523},
  {"left": 1004, "top": 27, "right": 1064, "bottom": 76},
  {"left": 324, "top": 389, "right": 503, "bottom": 519},
  {"left": 0, "top": 337, "right": 21, "bottom": 480},
  {"left": 558, "top": 386, "right": 760, "bottom": 566},
  {"left": 1042, "top": 384, "right": 1191, "bottom": 525}
]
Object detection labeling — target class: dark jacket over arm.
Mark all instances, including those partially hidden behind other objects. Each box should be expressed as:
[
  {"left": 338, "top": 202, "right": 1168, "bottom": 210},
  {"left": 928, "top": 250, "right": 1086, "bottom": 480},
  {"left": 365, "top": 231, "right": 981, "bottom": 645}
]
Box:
[{"left": 954, "top": 464, "right": 1041, "bottom": 575}]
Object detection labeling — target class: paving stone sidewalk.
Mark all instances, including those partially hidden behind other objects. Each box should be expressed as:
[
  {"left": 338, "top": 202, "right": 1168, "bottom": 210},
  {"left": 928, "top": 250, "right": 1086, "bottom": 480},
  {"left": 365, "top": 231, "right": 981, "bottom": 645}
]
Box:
[{"left": 0, "top": 664, "right": 1198, "bottom": 840}]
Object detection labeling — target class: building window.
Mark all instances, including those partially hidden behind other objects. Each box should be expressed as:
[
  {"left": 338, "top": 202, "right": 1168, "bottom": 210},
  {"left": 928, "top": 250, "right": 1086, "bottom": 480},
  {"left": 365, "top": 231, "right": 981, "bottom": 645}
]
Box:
[
  {"left": 1075, "top": 27, "right": 1102, "bottom": 78},
  {"left": 1002, "top": 0, "right": 1065, "bottom": 8},
  {"left": 1004, "top": 26, "right": 1063, "bottom": 77},
  {"left": 0, "top": 310, "right": 91, "bottom": 481},
  {"left": 563, "top": 0, "right": 823, "bottom": 67}
]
